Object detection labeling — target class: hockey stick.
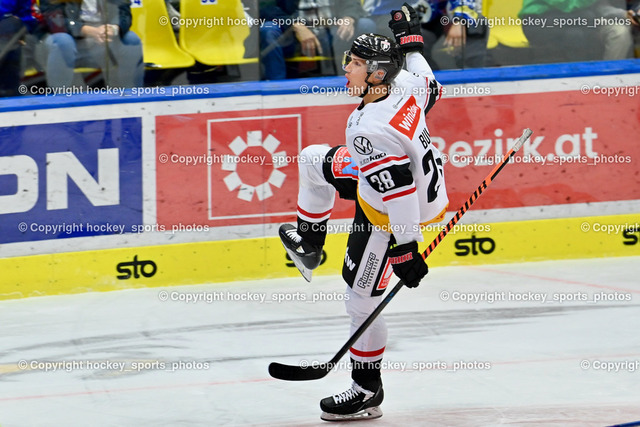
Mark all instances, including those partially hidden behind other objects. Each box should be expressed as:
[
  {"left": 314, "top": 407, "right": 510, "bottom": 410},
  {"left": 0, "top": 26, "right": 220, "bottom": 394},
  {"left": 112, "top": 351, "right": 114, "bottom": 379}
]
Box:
[{"left": 269, "top": 128, "right": 533, "bottom": 381}]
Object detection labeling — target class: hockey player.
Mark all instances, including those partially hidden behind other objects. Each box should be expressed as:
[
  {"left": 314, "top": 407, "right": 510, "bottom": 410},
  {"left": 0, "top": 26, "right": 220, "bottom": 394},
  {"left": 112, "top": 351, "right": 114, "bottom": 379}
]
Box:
[{"left": 279, "top": 3, "right": 448, "bottom": 421}]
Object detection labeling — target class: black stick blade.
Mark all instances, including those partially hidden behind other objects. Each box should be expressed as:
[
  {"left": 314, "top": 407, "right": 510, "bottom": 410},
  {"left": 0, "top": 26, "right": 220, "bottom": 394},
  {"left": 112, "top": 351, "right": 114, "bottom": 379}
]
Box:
[{"left": 268, "top": 362, "right": 330, "bottom": 381}]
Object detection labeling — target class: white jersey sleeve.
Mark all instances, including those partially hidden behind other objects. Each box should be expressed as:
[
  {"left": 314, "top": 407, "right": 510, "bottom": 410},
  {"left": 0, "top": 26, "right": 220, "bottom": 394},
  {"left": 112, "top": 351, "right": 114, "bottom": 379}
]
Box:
[
  {"left": 405, "top": 51, "right": 435, "bottom": 80},
  {"left": 345, "top": 68, "right": 448, "bottom": 245},
  {"left": 404, "top": 51, "right": 442, "bottom": 116}
]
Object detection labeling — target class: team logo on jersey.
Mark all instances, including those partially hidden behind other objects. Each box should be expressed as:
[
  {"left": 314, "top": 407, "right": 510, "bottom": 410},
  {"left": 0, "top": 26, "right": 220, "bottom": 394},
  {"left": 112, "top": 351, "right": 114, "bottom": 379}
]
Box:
[
  {"left": 353, "top": 136, "right": 373, "bottom": 155},
  {"left": 389, "top": 95, "right": 421, "bottom": 139},
  {"left": 332, "top": 146, "right": 359, "bottom": 179}
]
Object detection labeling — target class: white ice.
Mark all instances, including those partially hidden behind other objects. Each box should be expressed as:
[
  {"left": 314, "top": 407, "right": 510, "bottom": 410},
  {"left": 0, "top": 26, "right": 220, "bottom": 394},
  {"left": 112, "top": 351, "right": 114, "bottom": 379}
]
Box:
[{"left": 1, "top": 256, "right": 640, "bottom": 427}]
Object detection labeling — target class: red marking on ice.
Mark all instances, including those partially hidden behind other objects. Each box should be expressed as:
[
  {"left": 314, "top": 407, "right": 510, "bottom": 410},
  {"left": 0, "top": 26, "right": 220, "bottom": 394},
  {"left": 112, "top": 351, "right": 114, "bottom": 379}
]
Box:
[{"left": 468, "top": 266, "right": 640, "bottom": 294}]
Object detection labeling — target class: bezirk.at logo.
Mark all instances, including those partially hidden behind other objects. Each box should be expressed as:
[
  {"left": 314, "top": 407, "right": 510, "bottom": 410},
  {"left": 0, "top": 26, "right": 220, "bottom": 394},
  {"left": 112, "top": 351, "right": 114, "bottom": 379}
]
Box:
[{"left": 116, "top": 255, "right": 157, "bottom": 280}]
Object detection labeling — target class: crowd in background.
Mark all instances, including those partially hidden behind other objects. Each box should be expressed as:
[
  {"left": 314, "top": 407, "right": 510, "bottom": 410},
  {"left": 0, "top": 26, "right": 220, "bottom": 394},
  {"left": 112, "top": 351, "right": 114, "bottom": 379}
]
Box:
[{"left": 0, "top": 0, "right": 639, "bottom": 97}]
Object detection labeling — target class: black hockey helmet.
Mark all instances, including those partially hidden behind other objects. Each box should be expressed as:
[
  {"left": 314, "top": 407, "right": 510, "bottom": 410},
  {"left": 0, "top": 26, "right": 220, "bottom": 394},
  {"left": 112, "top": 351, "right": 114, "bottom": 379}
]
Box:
[{"left": 343, "top": 33, "right": 404, "bottom": 85}]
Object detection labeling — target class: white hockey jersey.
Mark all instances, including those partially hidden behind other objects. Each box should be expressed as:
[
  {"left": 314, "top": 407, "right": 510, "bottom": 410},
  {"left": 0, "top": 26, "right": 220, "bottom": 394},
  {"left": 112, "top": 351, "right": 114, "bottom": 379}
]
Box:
[{"left": 345, "top": 52, "right": 449, "bottom": 245}]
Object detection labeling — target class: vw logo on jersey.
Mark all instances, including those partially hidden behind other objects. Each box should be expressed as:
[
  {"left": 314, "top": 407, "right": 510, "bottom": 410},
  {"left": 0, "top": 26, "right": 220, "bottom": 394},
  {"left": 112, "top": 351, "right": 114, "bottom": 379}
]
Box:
[{"left": 353, "top": 136, "right": 373, "bottom": 155}]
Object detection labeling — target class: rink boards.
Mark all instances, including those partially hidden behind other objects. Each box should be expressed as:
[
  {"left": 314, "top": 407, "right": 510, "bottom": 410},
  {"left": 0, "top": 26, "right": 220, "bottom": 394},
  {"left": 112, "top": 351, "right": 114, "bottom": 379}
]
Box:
[
  {"left": 0, "top": 61, "right": 639, "bottom": 299},
  {"left": 0, "top": 213, "right": 639, "bottom": 299}
]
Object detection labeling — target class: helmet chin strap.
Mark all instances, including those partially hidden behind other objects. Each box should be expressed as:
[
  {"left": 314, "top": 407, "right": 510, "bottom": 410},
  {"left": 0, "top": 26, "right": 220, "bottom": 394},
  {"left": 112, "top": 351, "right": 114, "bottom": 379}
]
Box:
[
  {"left": 360, "top": 73, "right": 385, "bottom": 98},
  {"left": 359, "top": 72, "right": 387, "bottom": 98},
  {"left": 359, "top": 82, "right": 372, "bottom": 98}
]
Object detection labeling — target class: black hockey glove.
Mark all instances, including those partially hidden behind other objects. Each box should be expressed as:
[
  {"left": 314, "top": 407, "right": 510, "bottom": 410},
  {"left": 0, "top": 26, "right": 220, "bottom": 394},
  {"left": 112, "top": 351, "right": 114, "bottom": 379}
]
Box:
[
  {"left": 388, "top": 241, "right": 428, "bottom": 288},
  {"left": 388, "top": 2, "right": 424, "bottom": 53}
]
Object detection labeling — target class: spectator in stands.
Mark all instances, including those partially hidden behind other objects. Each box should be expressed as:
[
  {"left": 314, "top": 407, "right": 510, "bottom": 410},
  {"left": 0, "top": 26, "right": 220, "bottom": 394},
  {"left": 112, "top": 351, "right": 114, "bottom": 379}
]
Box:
[
  {"left": 592, "top": 0, "right": 638, "bottom": 59},
  {"left": 631, "top": 0, "right": 640, "bottom": 56},
  {"left": 519, "top": 0, "right": 604, "bottom": 63},
  {"left": 305, "top": 0, "right": 376, "bottom": 75},
  {"left": 39, "top": 0, "right": 143, "bottom": 88},
  {"left": 165, "top": 0, "right": 180, "bottom": 32},
  {"left": 259, "top": 0, "right": 373, "bottom": 79},
  {"left": 362, "top": 0, "right": 489, "bottom": 69},
  {"left": 0, "top": 0, "right": 36, "bottom": 97},
  {"left": 259, "top": 0, "right": 328, "bottom": 80}
]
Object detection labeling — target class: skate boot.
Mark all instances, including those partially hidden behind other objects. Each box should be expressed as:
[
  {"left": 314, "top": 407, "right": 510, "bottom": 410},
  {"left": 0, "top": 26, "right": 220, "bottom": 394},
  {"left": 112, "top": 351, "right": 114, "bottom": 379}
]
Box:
[
  {"left": 279, "top": 224, "right": 322, "bottom": 282},
  {"left": 320, "top": 381, "right": 384, "bottom": 422}
]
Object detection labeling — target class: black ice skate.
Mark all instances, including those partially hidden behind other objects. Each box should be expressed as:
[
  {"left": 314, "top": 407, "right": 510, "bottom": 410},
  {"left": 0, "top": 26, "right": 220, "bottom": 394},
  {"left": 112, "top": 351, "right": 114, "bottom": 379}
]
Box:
[
  {"left": 320, "top": 382, "right": 384, "bottom": 422},
  {"left": 279, "top": 224, "right": 322, "bottom": 282}
]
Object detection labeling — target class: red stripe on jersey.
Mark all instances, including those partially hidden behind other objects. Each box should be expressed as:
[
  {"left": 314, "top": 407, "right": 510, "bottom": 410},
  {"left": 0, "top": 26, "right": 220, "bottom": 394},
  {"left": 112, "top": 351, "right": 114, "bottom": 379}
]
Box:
[
  {"left": 382, "top": 186, "right": 416, "bottom": 202},
  {"left": 297, "top": 206, "right": 332, "bottom": 219},
  {"left": 350, "top": 346, "right": 386, "bottom": 358},
  {"left": 360, "top": 155, "right": 409, "bottom": 173},
  {"left": 424, "top": 77, "right": 431, "bottom": 109}
]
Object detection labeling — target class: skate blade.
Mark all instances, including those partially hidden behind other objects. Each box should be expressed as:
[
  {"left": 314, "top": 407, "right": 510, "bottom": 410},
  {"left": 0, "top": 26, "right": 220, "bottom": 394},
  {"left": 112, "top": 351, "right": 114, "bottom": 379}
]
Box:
[
  {"left": 320, "top": 406, "right": 382, "bottom": 422},
  {"left": 282, "top": 244, "right": 313, "bottom": 282}
]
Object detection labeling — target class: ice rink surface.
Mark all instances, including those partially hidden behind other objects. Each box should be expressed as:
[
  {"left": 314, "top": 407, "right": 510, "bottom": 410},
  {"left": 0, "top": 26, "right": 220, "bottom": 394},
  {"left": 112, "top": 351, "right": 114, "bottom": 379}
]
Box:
[{"left": 2, "top": 256, "right": 640, "bottom": 427}]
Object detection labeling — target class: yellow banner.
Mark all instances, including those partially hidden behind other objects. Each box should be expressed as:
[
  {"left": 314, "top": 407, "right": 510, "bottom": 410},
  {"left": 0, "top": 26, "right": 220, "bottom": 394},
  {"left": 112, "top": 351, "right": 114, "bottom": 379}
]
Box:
[{"left": 1, "top": 214, "right": 638, "bottom": 300}]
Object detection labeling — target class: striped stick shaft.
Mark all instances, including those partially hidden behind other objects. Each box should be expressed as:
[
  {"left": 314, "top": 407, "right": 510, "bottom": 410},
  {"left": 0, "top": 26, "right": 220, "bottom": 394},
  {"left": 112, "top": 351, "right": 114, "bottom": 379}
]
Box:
[{"left": 423, "top": 181, "right": 487, "bottom": 258}]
